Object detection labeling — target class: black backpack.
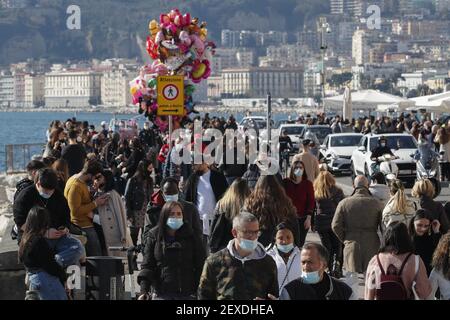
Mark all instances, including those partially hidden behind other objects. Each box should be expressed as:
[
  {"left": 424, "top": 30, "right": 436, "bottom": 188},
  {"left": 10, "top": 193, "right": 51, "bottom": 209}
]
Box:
[{"left": 375, "top": 253, "right": 412, "bottom": 300}]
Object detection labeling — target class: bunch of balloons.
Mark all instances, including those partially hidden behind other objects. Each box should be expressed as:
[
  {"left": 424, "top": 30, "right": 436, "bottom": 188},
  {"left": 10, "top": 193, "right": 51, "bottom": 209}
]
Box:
[{"left": 130, "top": 8, "right": 215, "bottom": 131}]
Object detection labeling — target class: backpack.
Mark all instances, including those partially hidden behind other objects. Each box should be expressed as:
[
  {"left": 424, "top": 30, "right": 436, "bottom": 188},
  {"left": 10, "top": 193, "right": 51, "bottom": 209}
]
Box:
[{"left": 375, "top": 253, "right": 412, "bottom": 300}]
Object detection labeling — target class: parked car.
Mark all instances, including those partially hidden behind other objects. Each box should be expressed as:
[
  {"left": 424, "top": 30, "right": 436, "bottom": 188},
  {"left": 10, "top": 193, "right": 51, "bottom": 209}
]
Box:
[
  {"left": 350, "top": 133, "right": 418, "bottom": 183},
  {"left": 300, "top": 125, "right": 332, "bottom": 144},
  {"left": 319, "top": 133, "right": 363, "bottom": 174}
]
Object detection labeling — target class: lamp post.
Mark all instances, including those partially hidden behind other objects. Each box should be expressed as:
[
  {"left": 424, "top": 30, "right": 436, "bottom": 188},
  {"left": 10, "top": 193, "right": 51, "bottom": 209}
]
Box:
[{"left": 319, "top": 17, "right": 330, "bottom": 114}]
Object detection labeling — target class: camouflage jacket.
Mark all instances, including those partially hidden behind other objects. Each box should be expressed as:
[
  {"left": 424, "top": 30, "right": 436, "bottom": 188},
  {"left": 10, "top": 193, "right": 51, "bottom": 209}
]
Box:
[{"left": 198, "top": 241, "right": 278, "bottom": 300}]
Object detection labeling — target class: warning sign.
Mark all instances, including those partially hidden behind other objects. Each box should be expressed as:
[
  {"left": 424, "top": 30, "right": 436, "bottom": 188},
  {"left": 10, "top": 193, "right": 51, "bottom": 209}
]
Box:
[{"left": 157, "top": 76, "right": 184, "bottom": 116}]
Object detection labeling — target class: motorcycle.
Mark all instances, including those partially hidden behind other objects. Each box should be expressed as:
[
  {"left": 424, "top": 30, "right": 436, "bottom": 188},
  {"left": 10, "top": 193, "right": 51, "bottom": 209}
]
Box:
[
  {"left": 410, "top": 151, "right": 442, "bottom": 198},
  {"left": 373, "top": 153, "right": 399, "bottom": 183}
]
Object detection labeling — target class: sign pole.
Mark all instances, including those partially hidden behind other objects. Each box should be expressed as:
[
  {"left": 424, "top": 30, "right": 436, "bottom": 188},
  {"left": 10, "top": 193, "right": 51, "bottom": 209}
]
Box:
[
  {"left": 168, "top": 115, "right": 173, "bottom": 155},
  {"left": 267, "top": 92, "right": 272, "bottom": 155}
]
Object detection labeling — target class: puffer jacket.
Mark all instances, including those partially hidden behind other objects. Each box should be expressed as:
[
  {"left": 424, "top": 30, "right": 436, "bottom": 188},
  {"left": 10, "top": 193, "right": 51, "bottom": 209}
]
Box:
[{"left": 137, "top": 223, "right": 206, "bottom": 296}]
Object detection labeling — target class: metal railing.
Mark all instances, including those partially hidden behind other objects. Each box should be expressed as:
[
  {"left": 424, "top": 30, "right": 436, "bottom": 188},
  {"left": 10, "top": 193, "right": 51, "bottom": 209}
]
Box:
[{"left": 5, "top": 144, "right": 44, "bottom": 174}]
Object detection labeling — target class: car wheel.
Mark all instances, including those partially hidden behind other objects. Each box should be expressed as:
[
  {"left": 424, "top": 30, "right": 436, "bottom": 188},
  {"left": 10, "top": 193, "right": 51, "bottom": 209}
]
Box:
[
  {"left": 364, "top": 164, "right": 370, "bottom": 180},
  {"left": 350, "top": 162, "right": 356, "bottom": 181}
]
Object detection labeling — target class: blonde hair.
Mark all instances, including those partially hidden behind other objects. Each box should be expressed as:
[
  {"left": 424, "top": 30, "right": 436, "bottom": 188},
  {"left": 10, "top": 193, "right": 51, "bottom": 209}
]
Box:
[
  {"left": 411, "top": 179, "right": 434, "bottom": 198},
  {"left": 314, "top": 171, "right": 336, "bottom": 200},
  {"left": 217, "top": 178, "right": 251, "bottom": 220},
  {"left": 389, "top": 180, "right": 409, "bottom": 215}
]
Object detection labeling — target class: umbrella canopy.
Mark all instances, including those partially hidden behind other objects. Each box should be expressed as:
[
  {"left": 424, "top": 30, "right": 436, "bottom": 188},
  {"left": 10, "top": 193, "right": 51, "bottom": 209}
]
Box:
[
  {"left": 408, "top": 91, "right": 450, "bottom": 113},
  {"left": 343, "top": 86, "right": 352, "bottom": 120}
]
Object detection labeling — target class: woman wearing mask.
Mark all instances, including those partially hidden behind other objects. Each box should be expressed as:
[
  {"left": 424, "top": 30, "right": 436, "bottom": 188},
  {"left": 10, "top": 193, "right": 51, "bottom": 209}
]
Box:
[
  {"left": 411, "top": 179, "right": 449, "bottom": 234},
  {"left": 124, "top": 160, "right": 154, "bottom": 246},
  {"left": 365, "top": 222, "right": 431, "bottom": 300},
  {"left": 409, "top": 209, "right": 442, "bottom": 275},
  {"left": 209, "top": 178, "right": 251, "bottom": 253},
  {"left": 283, "top": 160, "right": 315, "bottom": 247},
  {"left": 245, "top": 175, "right": 300, "bottom": 248},
  {"left": 382, "top": 179, "right": 416, "bottom": 232},
  {"left": 19, "top": 207, "right": 68, "bottom": 300},
  {"left": 137, "top": 201, "right": 206, "bottom": 300},
  {"left": 266, "top": 223, "right": 302, "bottom": 295},
  {"left": 313, "top": 171, "right": 345, "bottom": 278},
  {"left": 429, "top": 233, "right": 450, "bottom": 299},
  {"left": 93, "top": 170, "right": 132, "bottom": 257}
]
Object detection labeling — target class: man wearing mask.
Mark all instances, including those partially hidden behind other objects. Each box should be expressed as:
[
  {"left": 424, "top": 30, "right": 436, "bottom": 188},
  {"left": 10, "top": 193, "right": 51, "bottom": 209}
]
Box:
[
  {"left": 144, "top": 177, "right": 202, "bottom": 241},
  {"left": 183, "top": 153, "right": 228, "bottom": 251},
  {"left": 13, "top": 168, "right": 85, "bottom": 267},
  {"left": 332, "top": 176, "right": 383, "bottom": 278},
  {"left": 65, "top": 159, "right": 109, "bottom": 256},
  {"left": 370, "top": 136, "right": 394, "bottom": 173},
  {"left": 279, "top": 243, "right": 353, "bottom": 300},
  {"left": 198, "top": 212, "right": 278, "bottom": 300}
]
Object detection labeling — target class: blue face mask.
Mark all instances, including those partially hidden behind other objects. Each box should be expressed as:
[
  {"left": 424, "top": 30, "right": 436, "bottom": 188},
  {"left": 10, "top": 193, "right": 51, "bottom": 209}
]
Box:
[
  {"left": 301, "top": 271, "right": 321, "bottom": 284},
  {"left": 277, "top": 243, "right": 294, "bottom": 253},
  {"left": 294, "top": 168, "right": 303, "bottom": 177},
  {"left": 164, "top": 194, "right": 179, "bottom": 202},
  {"left": 166, "top": 218, "right": 183, "bottom": 230},
  {"left": 239, "top": 238, "right": 258, "bottom": 252}
]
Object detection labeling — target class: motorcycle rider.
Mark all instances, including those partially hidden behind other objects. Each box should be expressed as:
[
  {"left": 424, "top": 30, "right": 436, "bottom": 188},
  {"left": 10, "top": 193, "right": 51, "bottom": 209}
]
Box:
[{"left": 370, "top": 136, "right": 395, "bottom": 173}]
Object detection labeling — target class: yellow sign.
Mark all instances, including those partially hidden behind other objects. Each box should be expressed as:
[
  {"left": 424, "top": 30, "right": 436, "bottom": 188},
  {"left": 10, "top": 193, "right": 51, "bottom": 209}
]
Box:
[{"left": 157, "top": 76, "right": 184, "bottom": 116}]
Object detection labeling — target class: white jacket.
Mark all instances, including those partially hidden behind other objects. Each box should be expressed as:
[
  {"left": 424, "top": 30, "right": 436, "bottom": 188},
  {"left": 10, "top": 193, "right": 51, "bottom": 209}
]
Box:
[
  {"left": 382, "top": 196, "right": 417, "bottom": 232},
  {"left": 266, "top": 245, "right": 302, "bottom": 294}
]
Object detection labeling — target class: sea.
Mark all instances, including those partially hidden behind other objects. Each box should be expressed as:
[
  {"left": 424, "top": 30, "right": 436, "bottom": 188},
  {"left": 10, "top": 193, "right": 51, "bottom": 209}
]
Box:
[{"left": 0, "top": 110, "right": 297, "bottom": 172}]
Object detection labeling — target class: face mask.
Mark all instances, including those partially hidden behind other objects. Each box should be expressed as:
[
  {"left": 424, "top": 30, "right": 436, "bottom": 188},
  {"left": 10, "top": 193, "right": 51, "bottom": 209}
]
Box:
[
  {"left": 239, "top": 238, "right": 258, "bottom": 252},
  {"left": 294, "top": 168, "right": 303, "bottom": 177},
  {"left": 277, "top": 243, "right": 294, "bottom": 253},
  {"left": 164, "top": 194, "right": 179, "bottom": 202},
  {"left": 380, "top": 143, "right": 386, "bottom": 147},
  {"left": 166, "top": 218, "right": 183, "bottom": 230},
  {"left": 301, "top": 271, "right": 321, "bottom": 284},
  {"left": 38, "top": 188, "right": 53, "bottom": 199}
]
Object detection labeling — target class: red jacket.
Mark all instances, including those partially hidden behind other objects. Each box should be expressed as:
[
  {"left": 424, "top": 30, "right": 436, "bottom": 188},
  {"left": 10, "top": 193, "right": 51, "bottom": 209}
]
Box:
[{"left": 283, "top": 178, "right": 315, "bottom": 218}]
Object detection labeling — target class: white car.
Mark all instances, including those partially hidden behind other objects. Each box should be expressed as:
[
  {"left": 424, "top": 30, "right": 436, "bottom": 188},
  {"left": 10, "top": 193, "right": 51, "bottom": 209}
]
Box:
[
  {"left": 278, "top": 124, "right": 307, "bottom": 151},
  {"left": 238, "top": 116, "right": 272, "bottom": 131},
  {"left": 320, "top": 133, "right": 363, "bottom": 174},
  {"left": 350, "top": 133, "right": 418, "bottom": 182}
]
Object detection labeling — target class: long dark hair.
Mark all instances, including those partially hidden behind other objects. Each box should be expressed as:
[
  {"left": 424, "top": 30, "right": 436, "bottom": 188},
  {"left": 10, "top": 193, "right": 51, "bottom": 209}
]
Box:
[
  {"left": 133, "top": 159, "right": 152, "bottom": 182},
  {"left": 408, "top": 209, "right": 433, "bottom": 238},
  {"left": 156, "top": 201, "right": 184, "bottom": 242},
  {"left": 379, "top": 221, "right": 414, "bottom": 255},
  {"left": 18, "top": 207, "right": 50, "bottom": 260},
  {"left": 101, "top": 170, "right": 115, "bottom": 192}
]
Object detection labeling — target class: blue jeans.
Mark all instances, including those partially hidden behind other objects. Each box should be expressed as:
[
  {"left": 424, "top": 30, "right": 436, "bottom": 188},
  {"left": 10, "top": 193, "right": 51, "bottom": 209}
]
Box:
[
  {"left": 46, "top": 234, "right": 85, "bottom": 267},
  {"left": 28, "top": 271, "right": 67, "bottom": 300}
]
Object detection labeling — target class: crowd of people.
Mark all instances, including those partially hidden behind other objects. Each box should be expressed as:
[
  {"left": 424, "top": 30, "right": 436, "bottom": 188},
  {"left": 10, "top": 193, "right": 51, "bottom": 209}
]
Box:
[{"left": 11, "top": 112, "right": 450, "bottom": 300}]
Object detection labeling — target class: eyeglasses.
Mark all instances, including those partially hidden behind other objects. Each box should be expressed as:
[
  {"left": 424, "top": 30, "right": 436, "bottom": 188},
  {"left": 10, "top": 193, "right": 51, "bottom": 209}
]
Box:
[{"left": 238, "top": 229, "right": 261, "bottom": 238}]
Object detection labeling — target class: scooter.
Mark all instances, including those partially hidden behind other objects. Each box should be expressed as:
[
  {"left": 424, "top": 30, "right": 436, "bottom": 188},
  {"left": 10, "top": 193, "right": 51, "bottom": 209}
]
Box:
[
  {"left": 410, "top": 152, "right": 442, "bottom": 198},
  {"left": 377, "top": 154, "right": 399, "bottom": 183}
]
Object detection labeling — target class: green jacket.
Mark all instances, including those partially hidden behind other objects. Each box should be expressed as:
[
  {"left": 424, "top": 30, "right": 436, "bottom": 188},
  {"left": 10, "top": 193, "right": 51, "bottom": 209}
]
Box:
[{"left": 198, "top": 240, "right": 278, "bottom": 300}]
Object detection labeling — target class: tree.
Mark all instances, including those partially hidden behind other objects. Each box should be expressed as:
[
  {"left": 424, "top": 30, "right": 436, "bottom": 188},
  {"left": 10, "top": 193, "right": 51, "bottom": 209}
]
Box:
[
  {"left": 407, "top": 89, "right": 419, "bottom": 99},
  {"left": 328, "top": 73, "right": 353, "bottom": 88}
]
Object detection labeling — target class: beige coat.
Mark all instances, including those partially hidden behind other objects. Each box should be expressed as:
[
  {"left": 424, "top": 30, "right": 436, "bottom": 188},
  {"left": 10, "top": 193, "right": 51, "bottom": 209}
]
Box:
[
  {"left": 332, "top": 188, "right": 383, "bottom": 273},
  {"left": 97, "top": 190, "right": 132, "bottom": 257},
  {"left": 292, "top": 152, "right": 320, "bottom": 183}
]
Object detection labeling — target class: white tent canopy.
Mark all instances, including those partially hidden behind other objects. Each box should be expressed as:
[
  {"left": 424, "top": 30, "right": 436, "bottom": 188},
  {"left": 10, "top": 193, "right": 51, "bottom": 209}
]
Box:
[
  {"left": 324, "top": 89, "right": 413, "bottom": 112},
  {"left": 408, "top": 91, "right": 450, "bottom": 113}
]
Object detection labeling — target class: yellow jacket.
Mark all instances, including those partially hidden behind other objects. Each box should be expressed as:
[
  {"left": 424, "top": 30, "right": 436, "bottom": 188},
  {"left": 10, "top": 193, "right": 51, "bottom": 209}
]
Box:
[{"left": 64, "top": 176, "right": 96, "bottom": 228}]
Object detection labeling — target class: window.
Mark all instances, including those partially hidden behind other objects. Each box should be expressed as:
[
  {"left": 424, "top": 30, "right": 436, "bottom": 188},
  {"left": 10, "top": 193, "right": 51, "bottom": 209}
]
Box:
[{"left": 330, "top": 135, "right": 362, "bottom": 147}]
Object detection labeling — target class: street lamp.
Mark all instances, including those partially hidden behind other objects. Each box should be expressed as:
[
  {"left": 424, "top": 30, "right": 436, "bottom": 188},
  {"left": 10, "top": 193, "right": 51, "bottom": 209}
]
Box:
[{"left": 319, "top": 18, "right": 330, "bottom": 113}]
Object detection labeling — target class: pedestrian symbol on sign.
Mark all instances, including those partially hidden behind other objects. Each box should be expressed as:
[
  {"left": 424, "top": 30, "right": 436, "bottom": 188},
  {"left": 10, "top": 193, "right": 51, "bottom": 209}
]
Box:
[{"left": 163, "top": 85, "right": 179, "bottom": 101}]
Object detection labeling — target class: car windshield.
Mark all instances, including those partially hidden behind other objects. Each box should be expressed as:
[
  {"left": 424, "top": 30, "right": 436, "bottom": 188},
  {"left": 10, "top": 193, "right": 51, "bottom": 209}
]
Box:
[
  {"left": 330, "top": 136, "right": 362, "bottom": 147},
  {"left": 283, "top": 126, "right": 305, "bottom": 135},
  {"left": 307, "top": 127, "right": 332, "bottom": 142},
  {"left": 369, "top": 136, "right": 417, "bottom": 151}
]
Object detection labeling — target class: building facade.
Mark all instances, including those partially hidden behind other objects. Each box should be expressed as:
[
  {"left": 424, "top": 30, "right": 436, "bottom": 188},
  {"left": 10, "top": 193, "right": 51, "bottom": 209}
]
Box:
[
  {"left": 13, "top": 73, "right": 26, "bottom": 108},
  {"left": 0, "top": 72, "right": 14, "bottom": 108},
  {"left": 24, "top": 74, "right": 45, "bottom": 108},
  {"left": 45, "top": 70, "right": 102, "bottom": 108},
  {"left": 221, "top": 67, "right": 303, "bottom": 98},
  {"left": 101, "top": 68, "right": 134, "bottom": 108}
]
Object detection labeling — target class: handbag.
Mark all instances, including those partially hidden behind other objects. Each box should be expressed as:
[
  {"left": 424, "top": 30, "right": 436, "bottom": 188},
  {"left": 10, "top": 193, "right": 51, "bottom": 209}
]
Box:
[{"left": 68, "top": 223, "right": 88, "bottom": 245}]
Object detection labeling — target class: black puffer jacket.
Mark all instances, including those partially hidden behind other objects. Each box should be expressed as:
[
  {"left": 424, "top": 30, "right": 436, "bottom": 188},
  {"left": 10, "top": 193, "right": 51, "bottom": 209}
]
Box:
[
  {"left": 124, "top": 176, "right": 153, "bottom": 213},
  {"left": 13, "top": 178, "right": 34, "bottom": 202},
  {"left": 138, "top": 223, "right": 206, "bottom": 296},
  {"left": 419, "top": 196, "right": 449, "bottom": 234},
  {"left": 183, "top": 169, "right": 229, "bottom": 205},
  {"left": 314, "top": 186, "right": 345, "bottom": 232}
]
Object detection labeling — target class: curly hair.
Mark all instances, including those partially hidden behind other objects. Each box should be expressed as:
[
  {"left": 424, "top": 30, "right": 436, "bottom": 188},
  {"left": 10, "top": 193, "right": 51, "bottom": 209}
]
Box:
[
  {"left": 431, "top": 232, "right": 450, "bottom": 280},
  {"left": 244, "top": 175, "right": 296, "bottom": 230}
]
